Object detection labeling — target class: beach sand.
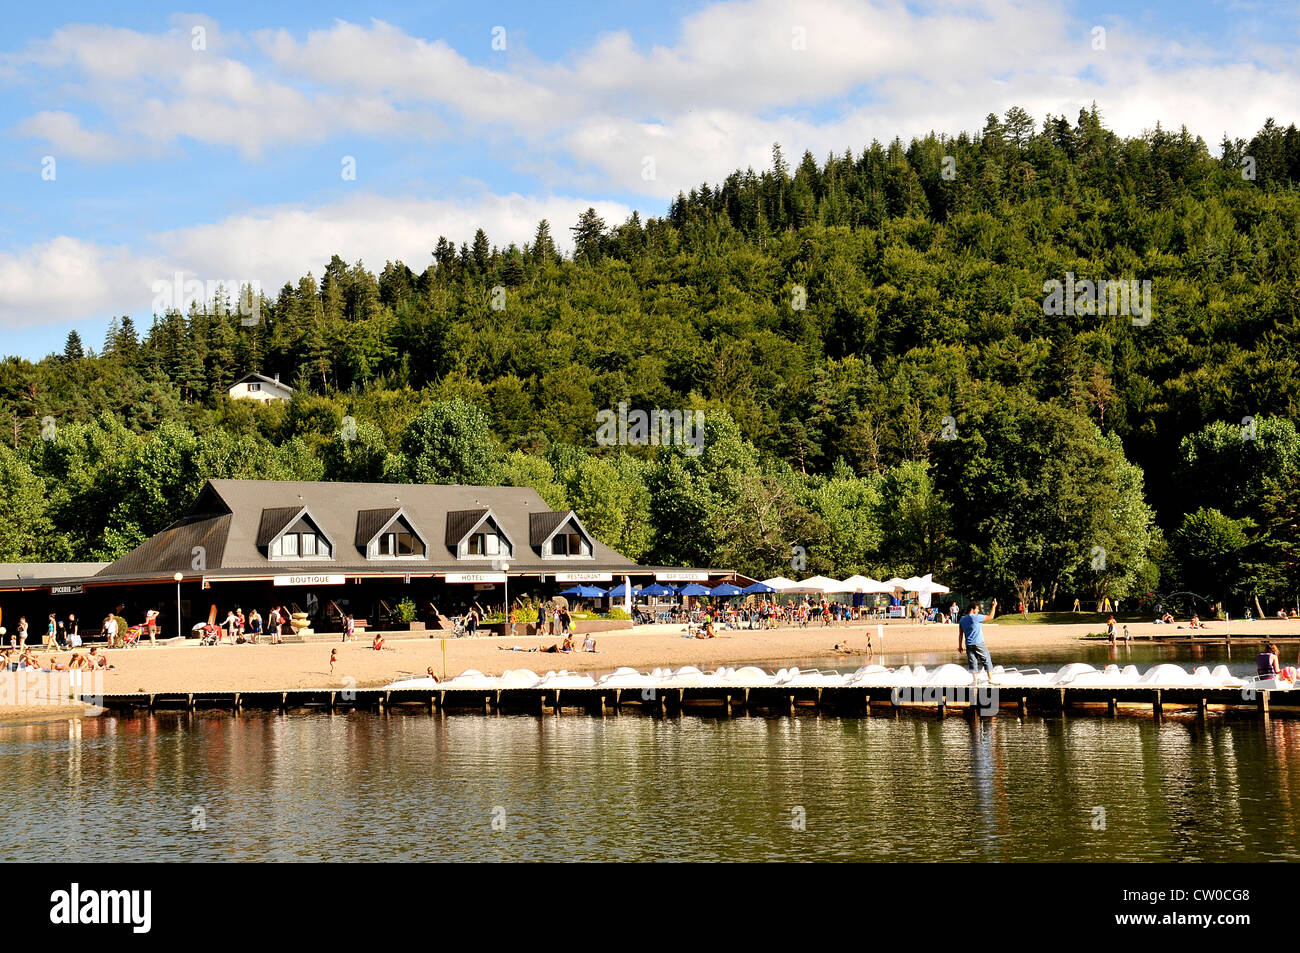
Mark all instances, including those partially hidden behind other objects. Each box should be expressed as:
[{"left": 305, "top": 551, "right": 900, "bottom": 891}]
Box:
[{"left": 6, "top": 618, "right": 1297, "bottom": 697}]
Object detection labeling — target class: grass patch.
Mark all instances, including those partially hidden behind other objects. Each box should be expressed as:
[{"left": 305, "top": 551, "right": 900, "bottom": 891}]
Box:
[{"left": 993, "top": 611, "right": 1148, "bottom": 627}]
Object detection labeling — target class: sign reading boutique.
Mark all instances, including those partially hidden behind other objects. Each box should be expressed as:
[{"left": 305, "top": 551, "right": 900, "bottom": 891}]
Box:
[{"left": 272, "top": 575, "right": 346, "bottom": 587}]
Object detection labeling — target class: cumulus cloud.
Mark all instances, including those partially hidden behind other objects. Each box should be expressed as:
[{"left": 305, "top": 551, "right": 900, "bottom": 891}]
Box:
[
  {"left": 0, "top": 193, "right": 632, "bottom": 331},
  {"left": 7, "top": 1, "right": 1299, "bottom": 190}
]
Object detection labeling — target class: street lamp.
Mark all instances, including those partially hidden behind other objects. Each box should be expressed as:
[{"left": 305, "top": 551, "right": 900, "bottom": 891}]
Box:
[
  {"left": 501, "top": 563, "right": 511, "bottom": 619},
  {"left": 173, "top": 572, "right": 183, "bottom": 640}
]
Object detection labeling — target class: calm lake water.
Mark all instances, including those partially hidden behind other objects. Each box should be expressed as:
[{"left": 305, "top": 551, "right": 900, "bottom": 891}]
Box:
[{"left": 4, "top": 641, "right": 1299, "bottom": 862}]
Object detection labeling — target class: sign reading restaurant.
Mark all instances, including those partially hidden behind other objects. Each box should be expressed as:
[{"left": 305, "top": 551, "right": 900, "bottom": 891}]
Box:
[
  {"left": 655, "top": 571, "right": 709, "bottom": 582},
  {"left": 273, "top": 575, "right": 346, "bottom": 587},
  {"left": 553, "top": 572, "right": 614, "bottom": 582},
  {"left": 444, "top": 572, "right": 506, "bottom": 584}
]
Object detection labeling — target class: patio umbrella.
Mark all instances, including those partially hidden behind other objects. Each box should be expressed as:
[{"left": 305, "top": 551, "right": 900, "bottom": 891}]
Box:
[
  {"left": 741, "top": 581, "right": 776, "bottom": 595},
  {"left": 708, "top": 583, "right": 744, "bottom": 597},
  {"left": 559, "top": 585, "right": 608, "bottom": 598},
  {"left": 607, "top": 582, "right": 641, "bottom": 598},
  {"left": 638, "top": 582, "right": 675, "bottom": 597},
  {"left": 794, "top": 575, "right": 844, "bottom": 594},
  {"left": 678, "top": 583, "right": 711, "bottom": 597}
]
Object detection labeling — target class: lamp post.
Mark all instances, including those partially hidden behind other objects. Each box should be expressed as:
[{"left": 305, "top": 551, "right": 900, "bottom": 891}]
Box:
[
  {"left": 173, "top": 572, "right": 183, "bottom": 640},
  {"left": 502, "top": 563, "right": 510, "bottom": 620}
]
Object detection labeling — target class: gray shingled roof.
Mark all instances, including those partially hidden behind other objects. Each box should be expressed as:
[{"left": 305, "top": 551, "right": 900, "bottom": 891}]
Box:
[
  {"left": 445, "top": 508, "right": 489, "bottom": 546},
  {"left": 356, "top": 507, "right": 402, "bottom": 546},
  {"left": 91, "top": 479, "right": 639, "bottom": 582},
  {"left": 529, "top": 510, "right": 569, "bottom": 546}
]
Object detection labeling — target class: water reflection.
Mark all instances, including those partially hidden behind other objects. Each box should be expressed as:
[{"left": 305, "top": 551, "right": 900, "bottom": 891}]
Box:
[{"left": 2, "top": 704, "right": 1298, "bottom": 862}]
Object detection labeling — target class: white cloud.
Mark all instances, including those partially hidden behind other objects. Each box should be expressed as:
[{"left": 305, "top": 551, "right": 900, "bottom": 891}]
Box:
[
  {"left": 8, "top": 1, "right": 1299, "bottom": 189},
  {"left": 0, "top": 194, "right": 632, "bottom": 331}
]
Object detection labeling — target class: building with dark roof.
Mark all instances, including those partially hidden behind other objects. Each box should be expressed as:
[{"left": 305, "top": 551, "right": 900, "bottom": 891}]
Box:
[{"left": 0, "top": 480, "right": 734, "bottom": 638}]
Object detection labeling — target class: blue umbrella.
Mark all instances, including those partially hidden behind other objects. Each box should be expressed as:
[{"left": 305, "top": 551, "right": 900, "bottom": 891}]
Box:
[
  {"left": 559, "top": 585, "right": 608, "bottom": 598},
  {"left": 741, "top": 582, "right": 776, "bottom": 595},
  {"left": 678, "top": 583, "right": 711, "bottom": 597},
  {"left": 607, "top": 582, "right": 641, "bottom": 598},
  {"left": 708, "top": 583, "right": 743, "bottom": 597},
  {"left": 638, "top": 583, "right": 674, "bottom": 597}
]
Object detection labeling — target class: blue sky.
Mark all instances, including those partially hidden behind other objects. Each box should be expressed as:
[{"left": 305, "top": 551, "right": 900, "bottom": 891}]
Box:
[{"left": 2, "top": 0, "right": 1297, "bottom": 359}]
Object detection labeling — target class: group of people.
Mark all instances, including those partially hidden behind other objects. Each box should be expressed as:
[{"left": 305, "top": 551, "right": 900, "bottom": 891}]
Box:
[
  {"left": 8, "top": 613, "right": 84, "bottom": 650},
  {"left": 212, "top": 606, "right": 287, "bottom": 644},
  {"left": 1, "top": 646, "right": 113, "bottom": 672}
]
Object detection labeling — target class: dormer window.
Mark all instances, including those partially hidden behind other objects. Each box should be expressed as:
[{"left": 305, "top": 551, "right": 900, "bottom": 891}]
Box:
[
  {"left": 358, "top": 509, "right": 427, "bottom": 559},
  {"left": 531, "top": 511, "right": 595, "bottom": 560},
  {"left": 446, "top": 508, "right": 515, "bottom": 560},
  {"left": 551, "top": 532, "right": 586, "bottom": 556},
  {"left": 260, "top": 507, "right": 334, "bottom": 560}
]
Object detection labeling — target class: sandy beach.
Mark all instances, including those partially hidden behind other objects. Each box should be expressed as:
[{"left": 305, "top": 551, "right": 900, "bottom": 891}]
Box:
[{"left": 4, "top": 617, "right": 1297, "bottom": 699}]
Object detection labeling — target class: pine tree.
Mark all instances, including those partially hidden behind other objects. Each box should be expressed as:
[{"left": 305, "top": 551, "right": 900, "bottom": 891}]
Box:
[{"left": 62, "top": 331, "right": 84, "bottom": 362}]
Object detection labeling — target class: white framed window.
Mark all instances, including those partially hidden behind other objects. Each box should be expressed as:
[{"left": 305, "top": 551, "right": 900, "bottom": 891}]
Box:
[
  {"left": 281, "top": 533, "right": 298, "bottom": 557},
  {"left": 301, "top": 533, "right": 317, "bottom": 556}
]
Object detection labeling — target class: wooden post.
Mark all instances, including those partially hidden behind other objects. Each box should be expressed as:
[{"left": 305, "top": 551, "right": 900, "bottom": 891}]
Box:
[
  {"left": 1108, "top": 697, "right": 1118, "bottom": 718},
  {"left": 1058, "top": 688, "right": 1067, "bottom": 712},
  {"left": 724, "top": 694, "right": 732, "bottom": 718},
  {"left": 280, "top": 692, "right": 288, "bottom": 712},
  {"left": 1258, "top": 690, "right": 1270, "bottom": 718},
  {"left": 614, "top": 688, "right": 622, "bottom": 712},
  {"left": 1197, "top": 696, "right": 1208, "bottom": 720},
  {"left": 233, "top": 692, "right": 242, "bottom": 713},
  {"left": 148, "top": 694, "right": 155, "bottom": 713},
  {"left": 1018, "top": 695, "right": 1028, "bottom": 717},
  {"left": 1152, "top": 689, "right": 1162, "bottom": 718},
  {"left": 554, "top": 689, "right": 562, "bottom": 714}
]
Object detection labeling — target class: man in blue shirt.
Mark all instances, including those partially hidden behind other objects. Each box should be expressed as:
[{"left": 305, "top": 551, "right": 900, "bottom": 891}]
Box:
[{"left": 959, "top": 599, "right": 998, "bottom": 680}]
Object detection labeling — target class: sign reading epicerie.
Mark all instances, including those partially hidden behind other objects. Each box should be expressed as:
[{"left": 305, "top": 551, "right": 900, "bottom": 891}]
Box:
[{"left": 273, "top": 575, "right": 346, "bottom": 587}]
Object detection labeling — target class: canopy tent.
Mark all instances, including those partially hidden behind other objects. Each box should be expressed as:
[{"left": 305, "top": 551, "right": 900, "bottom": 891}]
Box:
[
  {"left": 707, "top": 583, "right": 744, "bottom": 597},
  {"left": 761, "top": 577, "right": 800, "bottom": 592},
  {"left": 794, "top": 575, "right": 845, "bottom": 594},
  {"left": 839, "top": 575, "right": 893, "bottom": 594},
  {"left": 678, "top": 583, "right": 712, "bottom": 597},
  {"left": 884, "top": 577, "right": 909, "bottom": 590},
  {"left": 606, "top": 582, "right": 640, "bottom": 599},
  {"left": 638, "top": 582, "right": 676, "bottom": 597},
  {"left": 740, "top": 581, "right": 777, "bottom": 595},
  {"left": 559, "top": 584, "right": 608, "bottom": 598}
]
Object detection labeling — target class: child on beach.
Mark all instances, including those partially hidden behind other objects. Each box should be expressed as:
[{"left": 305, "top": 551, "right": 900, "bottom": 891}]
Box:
[{"left": 329, "top": 649, "right": 338, "bottom": 674}]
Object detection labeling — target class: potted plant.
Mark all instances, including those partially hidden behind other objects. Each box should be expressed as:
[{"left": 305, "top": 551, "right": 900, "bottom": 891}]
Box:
[{"left": 394, "top": 597, "right": 420, "bottom": 631}]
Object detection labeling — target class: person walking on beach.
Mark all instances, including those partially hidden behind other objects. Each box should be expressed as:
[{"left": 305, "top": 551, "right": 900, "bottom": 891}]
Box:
[
  {"left": 329, "top": 648, "right": 338, "bottom": 674},
  {"left": 1107, "top": 615, "right": 1116, "bottom": 644},
  {"left": 959, "top": 599, "right": 998, "bottom": 682},
  {"left": 102, "top": 614, "right": 117, "bottom": 647}
]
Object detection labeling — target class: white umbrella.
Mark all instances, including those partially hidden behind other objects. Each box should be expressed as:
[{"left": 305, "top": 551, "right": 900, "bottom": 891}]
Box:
[
  {"left": 797, "top": 575, "right": 844, "bottom": 594},
  {"left": 762, "top": 576, "right": 800, "bottom": 592}
]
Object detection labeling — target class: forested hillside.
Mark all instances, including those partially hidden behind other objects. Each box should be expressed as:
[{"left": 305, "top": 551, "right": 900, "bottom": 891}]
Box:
[{"left": 3, "top": 107, "right": 1299, "bottom": 614}]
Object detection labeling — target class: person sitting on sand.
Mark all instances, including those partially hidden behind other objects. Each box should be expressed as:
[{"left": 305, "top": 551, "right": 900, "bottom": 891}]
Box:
[
  {"left": 540, "top": 643, "right": 559, "bottom": 653},
  {"left": 1159, "top": 612, "right": 1175, "bottom": 625},
  {"left": 372, "top": 634, "right": 385, "bottom": 651},
  {"left": 696, "top": 619, "right": 716, "bottom": 639},
  {"left": 87, "top": 648, "right": 113, "bottom": 670},
  {"left": 1189, "top": 614, "right": 1205, "bottom": 629},
  {"left": 561, "top": 634, "right": 574, "bottom": 653},
  {"left": 582, "top": 635, "right": 596, "bottom": 653}
]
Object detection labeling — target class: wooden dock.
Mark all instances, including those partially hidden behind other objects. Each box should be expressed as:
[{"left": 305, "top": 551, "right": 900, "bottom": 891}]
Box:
[{"left": 81, "top": 684, "right": 1300, "bottom": 719}]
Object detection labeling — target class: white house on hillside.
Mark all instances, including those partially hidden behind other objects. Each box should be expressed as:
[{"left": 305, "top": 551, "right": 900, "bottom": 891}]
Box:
[{"left": 229, "top": 373, "right": 294, "bottom": 403}]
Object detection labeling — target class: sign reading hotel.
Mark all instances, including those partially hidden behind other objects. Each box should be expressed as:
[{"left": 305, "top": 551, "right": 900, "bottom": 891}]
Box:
[
  {"left": 444, "top": 572, "right": 506, "bottom": 584},
  {"left": 273, "top": 574, "right": 346, "bottom": 587},
  {"left": 656, "top": 571, "right": 709, "bottom": 582},
  {"left": 554, "top": 572, "right": 614, "bottom": 582}
]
